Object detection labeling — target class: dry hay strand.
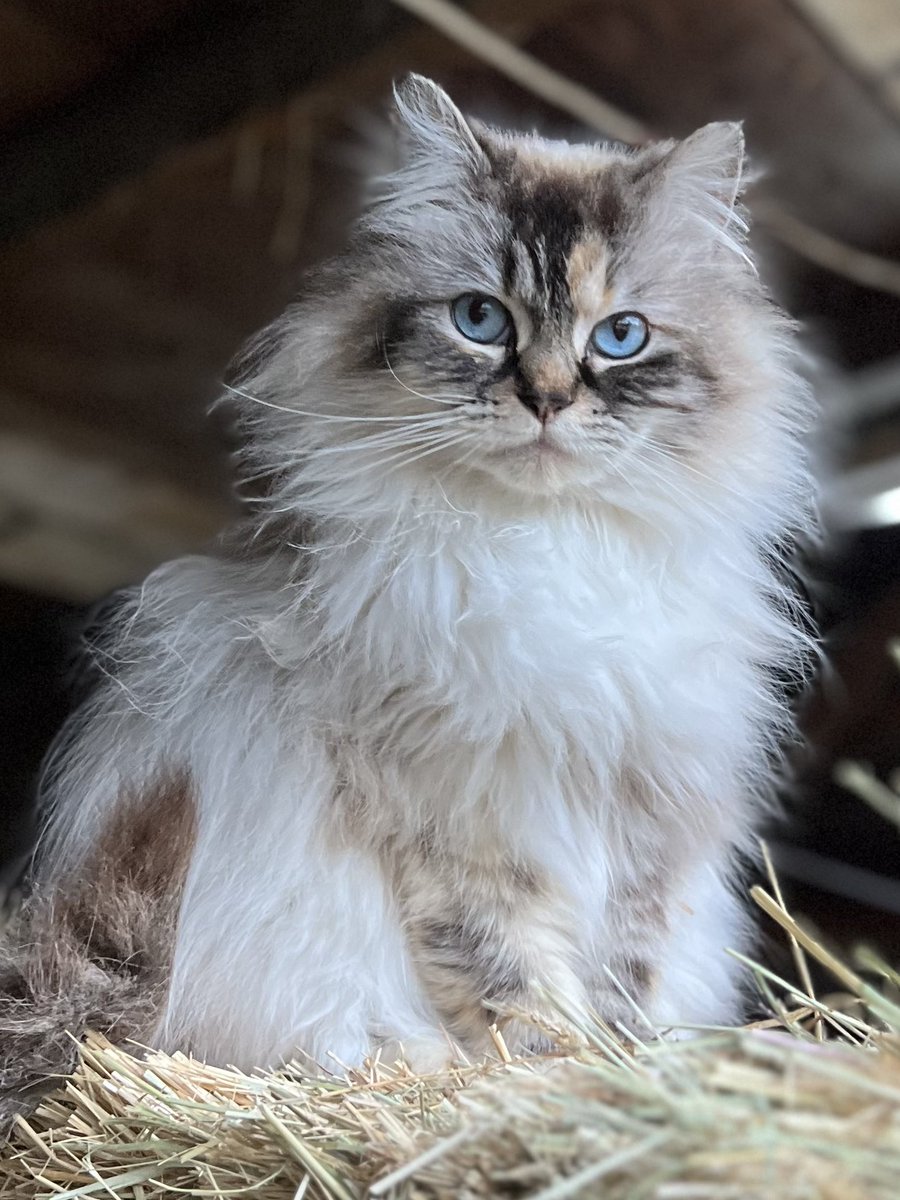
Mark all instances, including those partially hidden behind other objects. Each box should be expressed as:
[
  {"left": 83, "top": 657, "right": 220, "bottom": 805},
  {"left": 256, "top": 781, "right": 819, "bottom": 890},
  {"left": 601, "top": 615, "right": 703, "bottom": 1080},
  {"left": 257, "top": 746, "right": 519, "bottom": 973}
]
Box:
[
  {"left": 1, "top": 1021, "right": 899, "bottom": 1199},
  {"left": 2, "top": 943, "right": 900, "bottom": 1197},
  {"left": 2, "top": 851, "right": 900, "bottom": 1198}
]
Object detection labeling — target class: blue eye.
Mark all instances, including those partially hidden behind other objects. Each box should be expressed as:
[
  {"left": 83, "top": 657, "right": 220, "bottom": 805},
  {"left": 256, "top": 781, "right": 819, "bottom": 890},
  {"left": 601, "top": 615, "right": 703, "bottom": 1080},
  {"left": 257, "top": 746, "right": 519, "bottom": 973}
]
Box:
[
  {"left": 590, "top": 312, "right": 650, "bottom": 359},
  {"left": 450, "top": 294, "right": 511, "bottom": 344}
]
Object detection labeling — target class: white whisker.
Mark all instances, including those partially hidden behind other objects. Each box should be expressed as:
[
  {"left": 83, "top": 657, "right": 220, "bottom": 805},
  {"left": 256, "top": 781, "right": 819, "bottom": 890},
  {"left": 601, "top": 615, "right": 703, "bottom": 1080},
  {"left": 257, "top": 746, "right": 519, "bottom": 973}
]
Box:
[
  {"left": 224, "top": 381, "right": 458, "bottom": 425},
  {"left": 379, "top": 430, "right": 475, "bottom": 475},
  {"left": 382, "top": 350, "right": 482, "bottom": 407},
  {"left": 306, "top": 424, "right": 463, "bottom": 462},
  {"left": 643, "top": 441, "right": 746, "bottom": 502},
  {"left": 638, "top": 447, "right": 733, "bottom": 522}
]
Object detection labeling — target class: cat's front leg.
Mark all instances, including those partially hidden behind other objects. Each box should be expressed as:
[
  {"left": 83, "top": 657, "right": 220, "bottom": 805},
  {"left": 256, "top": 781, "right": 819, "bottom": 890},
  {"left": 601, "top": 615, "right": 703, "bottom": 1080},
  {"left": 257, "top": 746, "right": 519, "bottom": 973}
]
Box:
[
  {"left": 588, "top": 858, "right": 749, "bottom": 1038},
  {"left": 586, "top": 874, "right": 673, "bottom": 1039},
  {"left": 394, "top": 847, "right": 588, "bottom": 1058}
]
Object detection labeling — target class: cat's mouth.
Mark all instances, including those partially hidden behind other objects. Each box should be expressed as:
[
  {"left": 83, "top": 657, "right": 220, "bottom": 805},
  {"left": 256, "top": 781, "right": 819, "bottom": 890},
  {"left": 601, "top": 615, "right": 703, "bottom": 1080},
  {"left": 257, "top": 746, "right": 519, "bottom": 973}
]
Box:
[{"left": 491, "top": 432, "right": 571, "bottom": 462}]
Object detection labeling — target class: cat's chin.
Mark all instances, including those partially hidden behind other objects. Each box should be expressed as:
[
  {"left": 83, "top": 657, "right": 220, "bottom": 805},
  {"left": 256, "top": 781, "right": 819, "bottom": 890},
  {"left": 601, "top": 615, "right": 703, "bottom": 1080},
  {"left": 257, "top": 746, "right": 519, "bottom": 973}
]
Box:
[{"left": 464, "top": 439, "right": 599, "bottom": 497}]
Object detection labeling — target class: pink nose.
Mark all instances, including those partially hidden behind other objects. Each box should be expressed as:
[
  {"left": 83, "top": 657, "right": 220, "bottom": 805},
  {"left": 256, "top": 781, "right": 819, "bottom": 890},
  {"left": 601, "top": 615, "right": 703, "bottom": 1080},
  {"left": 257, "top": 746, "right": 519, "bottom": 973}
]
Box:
[{"left": 519, "top": 392, "right": 575, "bottom": 424}]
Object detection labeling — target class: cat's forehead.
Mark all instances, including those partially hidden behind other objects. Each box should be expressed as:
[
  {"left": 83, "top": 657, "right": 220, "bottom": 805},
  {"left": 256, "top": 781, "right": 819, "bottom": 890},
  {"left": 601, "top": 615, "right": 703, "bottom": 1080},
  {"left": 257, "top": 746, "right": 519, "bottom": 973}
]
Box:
[
  {"left": 483, "top": 132, "right": 638, "bottom": 229},
  {"left": 477, "top": 131, "right": 644, "bottom": 319}
]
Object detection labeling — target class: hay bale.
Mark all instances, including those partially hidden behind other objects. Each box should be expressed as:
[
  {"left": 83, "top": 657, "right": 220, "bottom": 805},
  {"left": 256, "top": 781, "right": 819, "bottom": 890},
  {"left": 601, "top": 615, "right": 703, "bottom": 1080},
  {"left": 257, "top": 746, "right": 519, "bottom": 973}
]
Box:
[
  {"left": 1, "top": 986, "right": 899, "bottom": 1197},
  {"left": 2, "top": 868, "right": 899, "bottom": 1198}
]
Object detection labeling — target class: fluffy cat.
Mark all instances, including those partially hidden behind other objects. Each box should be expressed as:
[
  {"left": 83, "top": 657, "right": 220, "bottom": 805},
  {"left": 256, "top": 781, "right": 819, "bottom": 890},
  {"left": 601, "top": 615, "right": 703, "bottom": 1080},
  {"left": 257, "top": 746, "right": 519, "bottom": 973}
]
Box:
[{"left": 0, "top": 75, "right": 815, "bottom": 1108}]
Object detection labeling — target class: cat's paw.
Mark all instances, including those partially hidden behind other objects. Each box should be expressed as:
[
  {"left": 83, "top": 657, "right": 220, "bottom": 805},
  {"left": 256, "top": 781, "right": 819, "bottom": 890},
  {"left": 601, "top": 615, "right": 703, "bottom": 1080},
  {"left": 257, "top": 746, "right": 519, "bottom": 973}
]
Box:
[
  {"left": 370, "top": 1033, "right": 461, "bottom": 1075},
  {"left": 588, "top": 986, "right": 655, "bottom": 1042},
  {"left": 497, "top": 1012, "right": 587, "bottom": 1059}
]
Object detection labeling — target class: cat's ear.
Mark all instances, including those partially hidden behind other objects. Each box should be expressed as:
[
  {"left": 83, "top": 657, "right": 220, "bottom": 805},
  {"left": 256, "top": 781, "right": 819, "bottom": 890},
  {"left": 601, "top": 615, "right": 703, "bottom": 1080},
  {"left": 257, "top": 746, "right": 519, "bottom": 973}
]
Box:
[
  {"left": 391, "top": 74, "right": 488, "bottom": 176},
  {"left": 655, "top": 121, "right": 746, "bottom": 221}
]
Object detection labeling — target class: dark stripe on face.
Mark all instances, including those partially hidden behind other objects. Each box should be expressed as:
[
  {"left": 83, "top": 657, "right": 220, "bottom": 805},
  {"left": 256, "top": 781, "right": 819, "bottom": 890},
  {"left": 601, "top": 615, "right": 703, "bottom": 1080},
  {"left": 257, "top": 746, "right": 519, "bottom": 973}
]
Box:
[
  {"left": 501, "top": 241, "right": 519, "bottom": 295},
  {"left": 376, "top": 299, "right": 417, "bottom": 367},
  {"left": 489, "top": 139, "right": 631, "bottom": 276},
  {"left": 355, "top": 298, "right": 423, "bottom": 374},
  {"left": 524, "top": 238, "right": 546, "bottom": 300},
  {"left": 591, "top": 167, "right": 629, "bottom": 239},
  {"left": 363, "top": 298, "right": 509, "bottom": 402},
  {"left": 580, "top": 352, "right": 693, "bottom": 410},
  {"left": 486, "top": 351, "right": 517, "bottom": 385},
  {"left": 495, "top": 170, "right": 586, "bottom": 322}
]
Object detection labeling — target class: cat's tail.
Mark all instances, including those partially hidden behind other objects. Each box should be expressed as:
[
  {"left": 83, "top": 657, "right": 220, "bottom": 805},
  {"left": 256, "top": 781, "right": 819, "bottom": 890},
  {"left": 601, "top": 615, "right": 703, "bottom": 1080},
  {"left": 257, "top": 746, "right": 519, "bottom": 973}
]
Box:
[
  {"left": 0, "top": 881, "right": 171, "bottom": 1132},
  {"left": 0, "top": 772, "right": 196, "bottom": 1134}
]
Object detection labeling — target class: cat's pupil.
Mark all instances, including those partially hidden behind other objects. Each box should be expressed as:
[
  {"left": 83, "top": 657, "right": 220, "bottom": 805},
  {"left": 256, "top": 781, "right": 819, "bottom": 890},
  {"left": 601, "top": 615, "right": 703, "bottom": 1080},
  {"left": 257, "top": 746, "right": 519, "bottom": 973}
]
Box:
[
  {"left": 470, "top": 300, "right": 490, "bottom": 325},
  {"left": 613, "top": 317, "right": 631, "bottom": 341}
]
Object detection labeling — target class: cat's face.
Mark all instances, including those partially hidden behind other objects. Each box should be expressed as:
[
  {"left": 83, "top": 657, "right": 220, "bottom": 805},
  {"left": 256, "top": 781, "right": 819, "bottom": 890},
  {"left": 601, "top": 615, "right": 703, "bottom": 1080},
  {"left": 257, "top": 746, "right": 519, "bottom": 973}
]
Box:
[{"left": 276, "top": 77, "right": 794, "bottom": 512}]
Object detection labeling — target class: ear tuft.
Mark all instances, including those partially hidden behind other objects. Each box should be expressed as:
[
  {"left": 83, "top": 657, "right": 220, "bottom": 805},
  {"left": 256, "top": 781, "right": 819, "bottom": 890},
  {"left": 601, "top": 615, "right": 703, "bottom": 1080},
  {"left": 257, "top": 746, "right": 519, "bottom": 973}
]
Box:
[
  {"left": 391, "top": 73, "right": 486, "bottom": 174},
  {"left": 667, "top": 121, "right": 746, "bottom": 216}
]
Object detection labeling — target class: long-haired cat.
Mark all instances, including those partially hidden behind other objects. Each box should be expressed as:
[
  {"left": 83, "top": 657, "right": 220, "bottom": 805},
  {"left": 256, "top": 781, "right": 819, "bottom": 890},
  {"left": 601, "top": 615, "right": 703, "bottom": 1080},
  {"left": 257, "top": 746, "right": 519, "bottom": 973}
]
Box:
[{"left": 0, "top": 75, "right": 815, "bottom": 1109}]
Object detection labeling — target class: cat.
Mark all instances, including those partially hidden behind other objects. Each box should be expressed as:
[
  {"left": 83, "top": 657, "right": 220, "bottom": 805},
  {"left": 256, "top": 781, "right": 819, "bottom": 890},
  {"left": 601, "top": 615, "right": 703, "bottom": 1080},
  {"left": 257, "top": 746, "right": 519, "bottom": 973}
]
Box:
[{"left": 0, "top": 74, "right": 815, "bottom": 1107}]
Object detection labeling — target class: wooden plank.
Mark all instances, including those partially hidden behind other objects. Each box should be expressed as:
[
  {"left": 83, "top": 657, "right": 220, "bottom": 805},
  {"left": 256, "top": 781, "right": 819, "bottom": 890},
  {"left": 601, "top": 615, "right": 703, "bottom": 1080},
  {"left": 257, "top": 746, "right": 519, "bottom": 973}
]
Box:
[
  {"left": 0, "top": 0, "right": 192, "bottom": 130},
  {"left": 0, "top": 6, "right": 103, "bottom": 130}
]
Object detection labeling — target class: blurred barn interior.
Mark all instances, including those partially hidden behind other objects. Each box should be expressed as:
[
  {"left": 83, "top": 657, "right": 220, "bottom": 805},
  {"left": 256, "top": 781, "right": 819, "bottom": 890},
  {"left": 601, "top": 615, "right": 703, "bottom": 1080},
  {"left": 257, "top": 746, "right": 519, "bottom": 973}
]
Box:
[{"left": 1, "top": 0, "right": 899, "bottom": 955}]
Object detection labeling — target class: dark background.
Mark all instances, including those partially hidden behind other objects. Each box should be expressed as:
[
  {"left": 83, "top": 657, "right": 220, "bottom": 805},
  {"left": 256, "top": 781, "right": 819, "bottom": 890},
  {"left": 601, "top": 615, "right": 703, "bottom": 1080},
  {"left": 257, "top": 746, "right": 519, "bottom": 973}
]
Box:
[{"left": 1, "top": 0, "right": 900, "bottom": 957}]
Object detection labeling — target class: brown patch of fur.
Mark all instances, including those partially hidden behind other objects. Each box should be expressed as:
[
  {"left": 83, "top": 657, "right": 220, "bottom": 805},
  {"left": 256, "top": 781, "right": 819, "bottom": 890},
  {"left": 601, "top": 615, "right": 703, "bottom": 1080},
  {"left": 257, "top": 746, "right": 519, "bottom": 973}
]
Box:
[
  {"left": 619, "top": 957, "right": 654, "bottom": 993},
  {"left": 0, "top": 771, "right": 196, "bottom": 1133}
]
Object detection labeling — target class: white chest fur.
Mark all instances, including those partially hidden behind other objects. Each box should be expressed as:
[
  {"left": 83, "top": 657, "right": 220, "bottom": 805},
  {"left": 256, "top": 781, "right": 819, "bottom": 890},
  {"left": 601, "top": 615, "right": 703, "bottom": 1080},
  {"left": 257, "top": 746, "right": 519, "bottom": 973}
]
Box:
[{"left": 308, "top": 504, "right": 772, "bottom": 864}]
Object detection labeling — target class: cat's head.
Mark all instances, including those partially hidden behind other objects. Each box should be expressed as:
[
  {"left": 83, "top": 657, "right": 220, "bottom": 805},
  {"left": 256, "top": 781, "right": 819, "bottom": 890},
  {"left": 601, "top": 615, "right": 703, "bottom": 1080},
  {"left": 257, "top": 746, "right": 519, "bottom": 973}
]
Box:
[{"left": 241, "top": 76, "right": 808, "bottom": 524}]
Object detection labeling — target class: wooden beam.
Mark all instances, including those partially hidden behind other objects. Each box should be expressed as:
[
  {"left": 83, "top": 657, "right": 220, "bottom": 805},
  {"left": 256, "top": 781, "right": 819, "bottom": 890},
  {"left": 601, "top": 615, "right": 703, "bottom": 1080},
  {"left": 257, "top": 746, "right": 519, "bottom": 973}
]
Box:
[
  {"left": 519, "top": 0, "right": 900, "bottom": 248},
  {"left": 789, "top": 0, "right": 900, "bottom": 122},
  {"left": 0, "top": 0, "right": 194, "bottom": 129},
  {"left": 830, "top": 354, "right": 900, "bottom": 426},
  {"left": 0, "top": 424, "right": 229, "bottom": 601}
]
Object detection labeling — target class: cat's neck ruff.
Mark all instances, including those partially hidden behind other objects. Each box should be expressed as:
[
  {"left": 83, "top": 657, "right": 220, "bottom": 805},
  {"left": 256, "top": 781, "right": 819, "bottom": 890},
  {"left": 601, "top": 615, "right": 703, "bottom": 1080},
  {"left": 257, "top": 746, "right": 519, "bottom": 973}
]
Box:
[
  {"left": 276, "top": 472, "right": 787, "bottom": 855},
  {"left": 300, "top": 465, "right": 768, "bottom": 670}
]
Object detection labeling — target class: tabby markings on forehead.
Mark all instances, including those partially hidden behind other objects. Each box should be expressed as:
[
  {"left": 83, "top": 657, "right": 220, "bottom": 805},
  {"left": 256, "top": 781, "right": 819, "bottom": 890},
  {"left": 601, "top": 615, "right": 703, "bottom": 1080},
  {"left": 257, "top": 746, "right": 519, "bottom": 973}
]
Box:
[
  {"left": 566, "top": 237, "right": 610, "bottom": 328},
  {"left": 494, "top": 170, "right": 590, "bottom": 322},
  {"left": 490, "top": 164, "right": 626, "bottom": 330}
]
